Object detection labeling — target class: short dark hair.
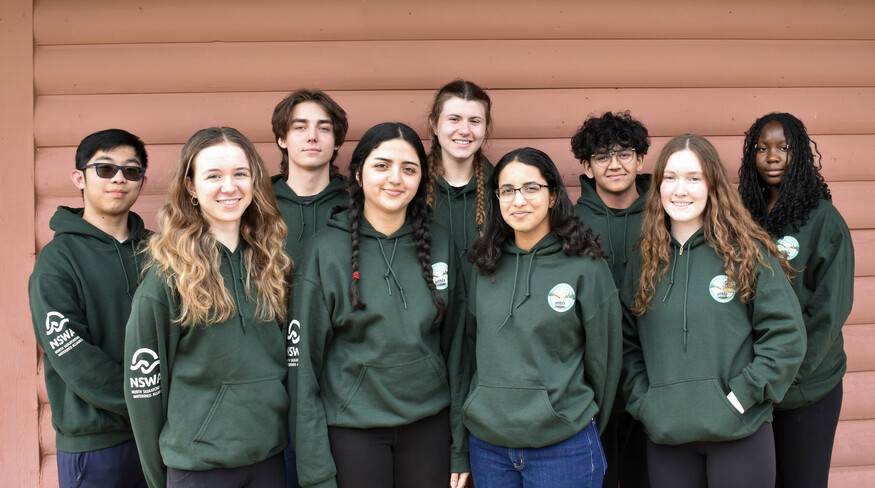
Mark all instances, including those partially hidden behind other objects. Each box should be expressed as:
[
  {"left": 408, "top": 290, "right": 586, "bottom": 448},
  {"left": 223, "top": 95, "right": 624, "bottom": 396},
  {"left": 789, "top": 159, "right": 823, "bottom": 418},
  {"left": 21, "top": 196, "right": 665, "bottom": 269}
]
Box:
[
  {"left": 570, "top": 111, "right": 650, "bottom": 162},
  {"left": 271, "top": 89, "right": 349, "bottom": 179},
  {"left": 75, "top": 129, "right": 148, "bottom": 169}
]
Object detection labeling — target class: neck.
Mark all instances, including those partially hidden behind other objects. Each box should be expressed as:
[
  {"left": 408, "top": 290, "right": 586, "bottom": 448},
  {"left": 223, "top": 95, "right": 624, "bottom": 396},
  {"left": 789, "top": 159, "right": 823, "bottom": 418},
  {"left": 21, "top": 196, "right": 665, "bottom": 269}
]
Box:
[
  {"left": 287, "top": 164, "right": 331, "bottom": 197},
  {"left": 81, "top": 208, "right": 131, "bottom": 242},
  {"left": 363, "top": 205, "right": 406, "bottom": 236},
  {"left": 210, "top": 223, "right": 241, "bottom": 252},
  {"left": 440, "top": 153, "right": 475, "bottom": 187},
  {"left": 597, "top": 183, "right": 639, "bottom": 209},
  {"left": 670, "top": 223, "right": 701, "bottom": 245},
  {"left": 514, "top": 230, "right": 548, "bottom": 252}
]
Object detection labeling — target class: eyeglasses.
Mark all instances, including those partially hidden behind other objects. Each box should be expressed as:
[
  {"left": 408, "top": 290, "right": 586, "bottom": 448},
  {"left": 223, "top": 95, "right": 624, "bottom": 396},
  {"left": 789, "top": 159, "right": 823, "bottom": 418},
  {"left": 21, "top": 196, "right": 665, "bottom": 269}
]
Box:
[
  {"left": 495, "top": 183, "right": 549, "bottom": 202},
  {"left": 82, "top": 163, "right": 146, "bottom": 181},
  {"left": 590, "top": 148, "right": 636, "bottom": 167}
]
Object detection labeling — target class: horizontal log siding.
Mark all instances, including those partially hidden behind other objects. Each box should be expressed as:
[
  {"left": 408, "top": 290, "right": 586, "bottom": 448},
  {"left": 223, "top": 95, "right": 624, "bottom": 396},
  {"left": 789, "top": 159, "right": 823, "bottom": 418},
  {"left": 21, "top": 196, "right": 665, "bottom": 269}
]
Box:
[{"left": 29, "top": 1, "right": 875, "bottom": 486}]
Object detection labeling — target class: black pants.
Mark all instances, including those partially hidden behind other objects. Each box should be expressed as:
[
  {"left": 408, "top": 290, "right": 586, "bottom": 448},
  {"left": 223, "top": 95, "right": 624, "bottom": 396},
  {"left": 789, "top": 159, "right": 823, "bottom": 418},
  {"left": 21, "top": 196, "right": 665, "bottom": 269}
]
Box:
[
  {"left": 600, "top": 410, "right": 649, "bottom": 487},
  {"left": 166, "top": 453, "right": 285, "bottom": 488},
  {"left": 327, "top": 408, "right": 450, "bottom": 488},
  {"left": 646, "top": 423, "right": 775, "bottom": 488},
  {"left": 773, "top": 380, "right": 843, "bottom": 488}
]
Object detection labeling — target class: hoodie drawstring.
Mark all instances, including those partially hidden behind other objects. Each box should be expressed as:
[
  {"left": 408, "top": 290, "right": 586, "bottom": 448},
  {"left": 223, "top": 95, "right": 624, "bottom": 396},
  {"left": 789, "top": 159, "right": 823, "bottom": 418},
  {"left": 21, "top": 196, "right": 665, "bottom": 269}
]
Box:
[
  {"left": 498, "top": 248, "right": 539, "bottom": 331},
  {"left": 661, "top": 242, "right": 691, "bottom": 351},
  {"left": 376, "top": 238, "right": 407, "bottom": 309},
  {"left": 224, "top": 247, "right": 247, "bottom": 330},
  {"left": 296, "top": 205, "right": 305, "bottom": 242},
  {"left": 112, "top": 240, "right": 135, "bottom": 300}
]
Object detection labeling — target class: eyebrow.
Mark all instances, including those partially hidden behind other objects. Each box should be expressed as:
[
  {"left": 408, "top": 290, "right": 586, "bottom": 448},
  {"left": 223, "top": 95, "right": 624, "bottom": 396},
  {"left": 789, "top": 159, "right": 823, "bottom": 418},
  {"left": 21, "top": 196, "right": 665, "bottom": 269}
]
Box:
[
  {"left": 373, "top": 157, "right": 420, "bottom": 166},
  {"left": 292, "top": 118, "right": 333, "bottom": 125}
]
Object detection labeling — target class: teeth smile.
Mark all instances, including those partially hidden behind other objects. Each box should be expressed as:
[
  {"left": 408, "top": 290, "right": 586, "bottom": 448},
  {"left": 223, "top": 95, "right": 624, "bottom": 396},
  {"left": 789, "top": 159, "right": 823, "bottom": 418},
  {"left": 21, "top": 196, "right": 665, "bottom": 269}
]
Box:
[{"left": 453, "top": 140, "right": 471, "bottom": 145}]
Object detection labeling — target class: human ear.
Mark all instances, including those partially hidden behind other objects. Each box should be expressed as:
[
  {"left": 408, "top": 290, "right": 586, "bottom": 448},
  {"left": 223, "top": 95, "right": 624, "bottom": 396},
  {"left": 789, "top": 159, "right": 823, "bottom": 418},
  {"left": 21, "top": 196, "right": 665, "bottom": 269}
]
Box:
[
  {"left": 70, "top": 169, "right": 86, "bottom": 190},
  {"left": 582, "top": 160, "right": 595, "bottom": 179}
]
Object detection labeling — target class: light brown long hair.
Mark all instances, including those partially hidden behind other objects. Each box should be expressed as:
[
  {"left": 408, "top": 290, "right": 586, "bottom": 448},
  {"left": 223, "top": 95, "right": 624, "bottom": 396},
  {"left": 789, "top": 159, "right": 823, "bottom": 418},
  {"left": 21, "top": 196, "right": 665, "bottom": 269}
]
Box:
[
  {"left": 147, "top": 127, "right": 292, "bottom": 326},
  {"left": 633, "top": 134, "right": 790, "bottom": 316},
  {"left": 426, "top": 79, "right": 492, "bottom": 227}
]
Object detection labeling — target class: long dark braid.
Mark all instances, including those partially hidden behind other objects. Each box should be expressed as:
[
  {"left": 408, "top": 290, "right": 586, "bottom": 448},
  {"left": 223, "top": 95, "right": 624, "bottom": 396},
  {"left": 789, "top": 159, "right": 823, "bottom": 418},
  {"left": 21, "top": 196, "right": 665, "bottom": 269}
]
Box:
[
  {"left": 739, "top": 112, "right": 830, "bottom": 235},
  {"left": 347, "top": 182, "right": 366, "bottom": 311},
  {"left": 409, "top": 196, "right": 446, "bottom": 324}
]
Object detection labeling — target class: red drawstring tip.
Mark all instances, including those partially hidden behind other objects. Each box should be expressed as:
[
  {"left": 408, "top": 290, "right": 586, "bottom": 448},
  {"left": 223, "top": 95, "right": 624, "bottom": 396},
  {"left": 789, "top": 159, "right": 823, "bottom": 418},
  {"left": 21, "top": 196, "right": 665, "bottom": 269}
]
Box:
[{"left": 353, "top": 271, "right": 360, "bottom": 280}]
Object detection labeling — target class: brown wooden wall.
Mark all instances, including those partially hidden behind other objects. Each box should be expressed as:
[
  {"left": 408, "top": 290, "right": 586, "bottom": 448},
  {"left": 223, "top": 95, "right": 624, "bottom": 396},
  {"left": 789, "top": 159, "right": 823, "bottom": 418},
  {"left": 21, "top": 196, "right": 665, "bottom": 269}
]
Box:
[{"left": 3, "top": 0, "right": 873, "bottom": 486}]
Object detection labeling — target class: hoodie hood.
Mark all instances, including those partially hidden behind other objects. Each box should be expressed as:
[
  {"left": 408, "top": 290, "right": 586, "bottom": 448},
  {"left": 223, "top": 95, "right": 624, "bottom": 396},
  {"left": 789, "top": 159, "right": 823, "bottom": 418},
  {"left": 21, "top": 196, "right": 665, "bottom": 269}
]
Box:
[
  {"left": 51, "top": 206, "right": 146, "bottom": 243},
  {"left": 495, "top": 233, "right": 564, "bottom": 330},
  {"left": 432, "top": 161, "right": 494, "bottom": 263},
  {"left": 271, "top": 174, "right": 348, "bottom": 263},
  {"left": 326, "top": 208, "right": 415, "bottom": 308},
  {"left": 574, "top": 174, "right": 651, "bottom": 286},
  {"left": 49, "top": 206, "right": 148, "bottom": 300}
]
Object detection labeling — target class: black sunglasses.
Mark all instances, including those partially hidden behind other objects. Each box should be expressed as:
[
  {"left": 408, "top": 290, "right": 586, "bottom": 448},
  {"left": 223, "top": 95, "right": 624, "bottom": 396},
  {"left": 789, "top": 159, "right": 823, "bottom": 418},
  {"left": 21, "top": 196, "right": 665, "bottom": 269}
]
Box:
[{"left": 82, "top": 163, "right": 146, "bottom": 181}]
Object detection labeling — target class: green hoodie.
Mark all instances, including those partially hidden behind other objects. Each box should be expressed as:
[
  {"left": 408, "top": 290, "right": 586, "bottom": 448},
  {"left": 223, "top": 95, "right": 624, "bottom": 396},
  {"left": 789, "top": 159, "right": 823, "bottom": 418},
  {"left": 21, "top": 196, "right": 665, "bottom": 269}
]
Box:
[
  {"left": 431, "top": 163, "right": 493, "bottom": 273},
  {"left": 290, "top": 209, "right": 470, "bottom": 488},
  {"left": 272, "top": 174, "right": 348, "bottom": 264},
  {"left": 620, "top": 229, "right": 806, "bottom": 445},
  {"left": 29, "top": 206, "right": 149, "bottom": 453},
  {"left": 124, "top": 244, "right": 289, "bottom": 488},
  {"left": 770, "top": 197, "right": 854, "bottom": 409},
  {"left": 463, "top": 233, "right": 622, "bottom": 448},
  {"left": 574, "top": 174, "right": 651, "bottom": 288}
]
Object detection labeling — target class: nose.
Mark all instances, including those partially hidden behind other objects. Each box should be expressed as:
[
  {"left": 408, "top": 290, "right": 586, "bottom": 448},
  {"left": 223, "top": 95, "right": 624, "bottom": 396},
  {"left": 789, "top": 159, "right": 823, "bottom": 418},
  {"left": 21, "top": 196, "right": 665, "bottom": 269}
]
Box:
[
  {"left": 606, "top": 153, "right": 623, "bottom": 168},
  {"left": 458, "top": 121, "right": 472, "bottom": 136},
  {"left": 306, "top": 125, "right": 318, "bottom": 141},
  {"left": 221, "top": 175, "right": 237, "bottom": 192},
  {"left": 511, "top": 188, "right": 527, "bottom": 204},
  {"left": 766, "top": 147, "right": 781, "bottom": 162},
  {"left": 110, "top": 167, "right": 126, "bottom": 183},
  {"left": 387, "top": 165, "right": 402, "bottom": 183}
]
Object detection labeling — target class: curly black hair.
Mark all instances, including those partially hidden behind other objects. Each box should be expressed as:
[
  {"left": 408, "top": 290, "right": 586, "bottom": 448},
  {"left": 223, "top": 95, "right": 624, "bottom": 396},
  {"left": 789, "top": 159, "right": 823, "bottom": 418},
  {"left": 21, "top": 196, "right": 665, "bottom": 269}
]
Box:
[
  {"left": 469, "top": 147, "right": 604, "bottom": 275},
  {"left": 570, "top": 111, "right": 650, "bottom": 162},
  {"left": 738, "top": 112, "right": 830, "bottom": 235}
]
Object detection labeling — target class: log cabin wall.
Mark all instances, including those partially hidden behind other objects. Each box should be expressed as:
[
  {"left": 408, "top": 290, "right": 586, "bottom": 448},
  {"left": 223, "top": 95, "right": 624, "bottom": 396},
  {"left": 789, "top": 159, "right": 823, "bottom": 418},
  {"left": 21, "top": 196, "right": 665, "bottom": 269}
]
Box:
[{"left": 2, "top": 0, "right": 872, "bottom": 486}]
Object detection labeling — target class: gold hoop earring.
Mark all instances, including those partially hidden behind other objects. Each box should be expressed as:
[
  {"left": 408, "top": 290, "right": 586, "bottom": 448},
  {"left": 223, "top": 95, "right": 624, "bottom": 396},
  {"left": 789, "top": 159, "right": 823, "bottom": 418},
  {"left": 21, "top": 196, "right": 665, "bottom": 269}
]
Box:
[{"left": 191, "top": 195, "right": 199, "bottom": 206}]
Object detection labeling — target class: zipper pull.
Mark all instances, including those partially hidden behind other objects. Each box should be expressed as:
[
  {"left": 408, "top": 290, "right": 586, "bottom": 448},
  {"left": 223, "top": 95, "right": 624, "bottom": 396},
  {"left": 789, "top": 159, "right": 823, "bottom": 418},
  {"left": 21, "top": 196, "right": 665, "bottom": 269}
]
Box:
[{"left": 679, "top": 243, "right": 684, "bottom": 256}]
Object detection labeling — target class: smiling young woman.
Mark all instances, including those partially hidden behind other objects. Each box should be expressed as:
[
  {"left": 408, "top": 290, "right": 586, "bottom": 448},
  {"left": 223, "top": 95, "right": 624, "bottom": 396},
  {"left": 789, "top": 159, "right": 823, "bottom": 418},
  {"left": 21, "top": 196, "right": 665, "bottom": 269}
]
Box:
[
  {"left": 466, "top": 147, "right": 620, "bottom": 488},
  {"left": 624, "top": 134, "right": 805, "bottom": 488},
  {"left": 124, "top": 127, "right": 292, "bottom": 488},
  {"left": 290, "top": 122, "right": 471, "bottom": 488}
]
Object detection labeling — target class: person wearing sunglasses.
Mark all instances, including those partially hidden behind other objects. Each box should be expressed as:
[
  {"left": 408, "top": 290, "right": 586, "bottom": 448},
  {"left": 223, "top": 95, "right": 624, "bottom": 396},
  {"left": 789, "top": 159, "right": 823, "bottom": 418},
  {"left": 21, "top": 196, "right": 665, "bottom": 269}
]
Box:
[
  {"left": 570, "top": 111, "right": 651, "bottom": 488},
  {"left": 29, "top": 129, "right": 150, "bottom": 488}
]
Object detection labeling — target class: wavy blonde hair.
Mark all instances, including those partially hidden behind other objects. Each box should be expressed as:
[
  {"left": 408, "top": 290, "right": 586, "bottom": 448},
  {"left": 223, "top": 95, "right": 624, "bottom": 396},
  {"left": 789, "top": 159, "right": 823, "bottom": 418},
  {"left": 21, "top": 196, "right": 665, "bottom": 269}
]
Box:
[
  {"left": 147, "top": 127, "right": 292, "bottom": 327},
  {"left": 633, "top": 134, "right": 791, "bottom": 316}
]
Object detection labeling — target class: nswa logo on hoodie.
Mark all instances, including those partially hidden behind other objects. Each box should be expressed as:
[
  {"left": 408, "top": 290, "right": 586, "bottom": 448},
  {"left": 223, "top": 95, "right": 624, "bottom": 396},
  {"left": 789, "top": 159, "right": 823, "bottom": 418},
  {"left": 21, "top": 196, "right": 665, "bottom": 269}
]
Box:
[
  {"left": 287, "top": 319, "right": 301, "bottom": 368},
  {"left": 44, "top": 311, "right": 83, "bottom": 357},
  {"left": 777, "top": 236, "right": 800, "bottom": 260},
  {"left": 129, "top": 348, "right": 161, "bottom": 398}
]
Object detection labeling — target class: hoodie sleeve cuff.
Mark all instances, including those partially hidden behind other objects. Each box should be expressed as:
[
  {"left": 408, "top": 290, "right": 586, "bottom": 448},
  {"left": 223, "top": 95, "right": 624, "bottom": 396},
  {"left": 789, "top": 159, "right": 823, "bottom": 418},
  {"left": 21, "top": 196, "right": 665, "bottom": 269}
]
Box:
[{"left": 451, "top": 450, "right": 471, "bottom": 474}]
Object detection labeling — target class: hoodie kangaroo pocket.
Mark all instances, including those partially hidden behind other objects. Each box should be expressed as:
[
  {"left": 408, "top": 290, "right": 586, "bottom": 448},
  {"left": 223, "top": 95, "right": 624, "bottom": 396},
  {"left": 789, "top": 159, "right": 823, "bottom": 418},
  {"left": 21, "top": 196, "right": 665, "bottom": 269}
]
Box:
[
  {"left": 462, "top": 385, "right": 574, "bottom": 447},
  {"left": 640, "top": 378, "right": 742, "bottom": 445},
  {"left": 192, "top": 376, "right": 288, "bottom": 465},
  {"left": 338, "top": 356, "right": 449, "bottom": 425}
]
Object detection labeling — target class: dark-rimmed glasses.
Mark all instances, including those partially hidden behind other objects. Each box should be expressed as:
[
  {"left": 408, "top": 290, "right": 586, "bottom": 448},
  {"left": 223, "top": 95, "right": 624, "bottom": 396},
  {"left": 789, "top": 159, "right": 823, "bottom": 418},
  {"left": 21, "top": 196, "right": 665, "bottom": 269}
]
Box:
[
  {"left": 82, "top": 163, "right": 146, "bottom": 181},
  {"left": 590, "top": 148, "right": 636, "bottom": 167},
  {"left": 495, "top": 183, "right": 549, "bottom": 202}
]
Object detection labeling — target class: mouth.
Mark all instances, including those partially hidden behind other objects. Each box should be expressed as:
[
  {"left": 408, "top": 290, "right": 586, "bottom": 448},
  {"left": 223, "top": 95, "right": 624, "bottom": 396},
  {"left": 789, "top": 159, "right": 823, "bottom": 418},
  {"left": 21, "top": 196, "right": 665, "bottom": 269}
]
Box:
[
  {"left": 383, "top": 188, "right": 403, "bottom": 197},
  {"left": 453, "top": 139, "right": 472, "bottom": 146},
  {"left": 217, "top": 198, "right": 242, "bottom": 207},
  {"left": 672, "top": 201, "right": 692, "bottom": 208}
]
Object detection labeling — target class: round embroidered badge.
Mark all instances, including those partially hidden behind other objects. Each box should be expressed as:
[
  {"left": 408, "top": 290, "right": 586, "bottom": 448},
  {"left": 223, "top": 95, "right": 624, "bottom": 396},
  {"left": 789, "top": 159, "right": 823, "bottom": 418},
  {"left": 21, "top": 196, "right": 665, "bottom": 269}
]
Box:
[
  {"left": 776, "top": 235, "right": 800, "bottom": 260},
  {"left": 548, "top": 283, "right": 575, "bottom": 312},
  {"left": 432, "top": 262, "right": 449, "bottom": 290},
  {"left": 709, "top": 275, "right": 737, "bottom": 303}
]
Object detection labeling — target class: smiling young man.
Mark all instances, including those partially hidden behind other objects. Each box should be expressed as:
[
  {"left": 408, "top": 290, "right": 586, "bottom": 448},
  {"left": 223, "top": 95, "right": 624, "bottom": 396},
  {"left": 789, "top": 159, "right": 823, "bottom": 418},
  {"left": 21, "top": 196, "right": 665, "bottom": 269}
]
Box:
[
  {"left": 271, "top": 89, "right": 350, "bottom": 264},
  {"left": 570, "top": 111, "right": 651, "bottom": 488},
  {"left": 29, "top": 129, "right": 150, "bottom": 488}
]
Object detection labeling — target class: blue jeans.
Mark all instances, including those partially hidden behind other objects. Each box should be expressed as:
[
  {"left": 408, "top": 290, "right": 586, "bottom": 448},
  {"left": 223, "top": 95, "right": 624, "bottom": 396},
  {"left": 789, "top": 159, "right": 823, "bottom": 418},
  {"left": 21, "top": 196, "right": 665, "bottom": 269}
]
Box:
[
  {"left": 57, "top": 439, "right": 147, "bottom": 488},
  {"left": 469, "top": 418, "right": 606, "bottom": 488}
]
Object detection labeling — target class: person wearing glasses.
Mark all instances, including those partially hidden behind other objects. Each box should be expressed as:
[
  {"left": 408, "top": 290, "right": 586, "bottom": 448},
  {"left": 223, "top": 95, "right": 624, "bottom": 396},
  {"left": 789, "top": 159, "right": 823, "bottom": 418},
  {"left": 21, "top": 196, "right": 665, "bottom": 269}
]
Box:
[
  {"left": 124, "top": 127, "right": 292, "bottom": 488},
  {"left": 622, "top": 134, "right": 805, "bottom": 487},
  {"left": 465, "top": 147, "right": 622, "bottom": 488},
  {"left": 738, "top": 113, "right": 854, "bottom": 488},
  {"left": 570, "top": 111, "right": 651, "bottom": 488},
  {"left": 29, "top": 129, "right": 150, "bottom": 488}
]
